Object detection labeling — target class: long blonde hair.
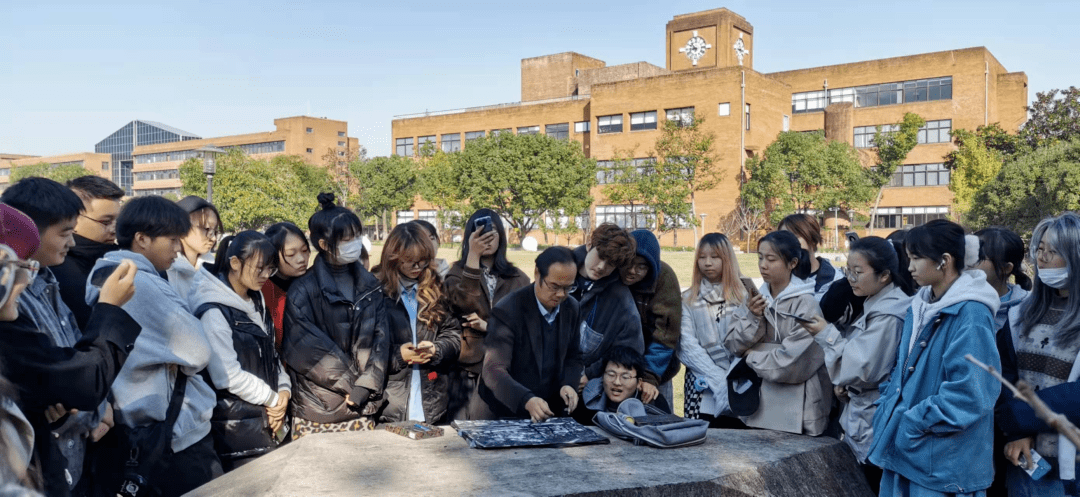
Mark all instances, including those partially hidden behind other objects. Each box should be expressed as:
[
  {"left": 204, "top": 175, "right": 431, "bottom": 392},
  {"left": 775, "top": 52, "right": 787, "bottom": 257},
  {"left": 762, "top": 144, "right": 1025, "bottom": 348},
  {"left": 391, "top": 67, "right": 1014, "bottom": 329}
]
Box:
[
  {"left": 379, "top": 223, "right": 446, "bottom": 329},
  {"left": 688, "top": 233, "right": 746, "bottom": 304}
]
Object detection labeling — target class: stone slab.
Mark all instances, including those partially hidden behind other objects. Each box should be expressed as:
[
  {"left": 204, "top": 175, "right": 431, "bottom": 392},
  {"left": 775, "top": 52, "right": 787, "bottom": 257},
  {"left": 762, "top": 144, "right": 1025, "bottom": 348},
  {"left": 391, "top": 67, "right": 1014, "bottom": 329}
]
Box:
[{"left": 187, "top": 427, "right": 873, "bottom": 497}]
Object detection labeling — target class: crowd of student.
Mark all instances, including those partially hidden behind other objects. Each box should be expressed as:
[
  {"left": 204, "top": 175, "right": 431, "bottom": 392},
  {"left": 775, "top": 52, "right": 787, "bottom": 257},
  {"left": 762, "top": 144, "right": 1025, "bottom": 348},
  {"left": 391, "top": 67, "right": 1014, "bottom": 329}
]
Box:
[{"left": 0, "top": 175, "right": 1076, "bottom": 497}]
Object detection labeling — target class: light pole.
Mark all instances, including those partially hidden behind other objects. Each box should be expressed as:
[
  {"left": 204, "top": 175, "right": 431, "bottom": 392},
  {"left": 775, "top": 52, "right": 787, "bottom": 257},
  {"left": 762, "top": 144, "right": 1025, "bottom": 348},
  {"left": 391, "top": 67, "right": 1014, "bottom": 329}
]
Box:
[
  {"left": 829, "top": 206, "right": 840, "bottom": 250},
  {"left": 196, "top": 146, "right": 227, "bottom": 203},
  {"left": 699, "top": 213, "right": 707, "bottom": 243}
]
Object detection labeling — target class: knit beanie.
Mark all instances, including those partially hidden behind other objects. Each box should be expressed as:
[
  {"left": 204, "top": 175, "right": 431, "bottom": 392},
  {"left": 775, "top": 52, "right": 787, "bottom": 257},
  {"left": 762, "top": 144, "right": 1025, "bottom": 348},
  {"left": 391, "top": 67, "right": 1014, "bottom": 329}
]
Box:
[{"left": 0, "top": 204, "right": 41, "bottom": 260}]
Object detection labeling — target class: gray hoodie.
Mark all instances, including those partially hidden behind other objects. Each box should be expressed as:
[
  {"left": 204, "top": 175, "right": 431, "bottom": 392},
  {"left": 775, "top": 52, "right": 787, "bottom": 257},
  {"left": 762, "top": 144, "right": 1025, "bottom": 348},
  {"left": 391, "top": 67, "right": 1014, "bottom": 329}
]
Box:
[
  {"left": 86, "top": 250, "right": 216, "bottom": 452},
  {"left": 191, "top": 271, "right": 290, "bottom": 407}
]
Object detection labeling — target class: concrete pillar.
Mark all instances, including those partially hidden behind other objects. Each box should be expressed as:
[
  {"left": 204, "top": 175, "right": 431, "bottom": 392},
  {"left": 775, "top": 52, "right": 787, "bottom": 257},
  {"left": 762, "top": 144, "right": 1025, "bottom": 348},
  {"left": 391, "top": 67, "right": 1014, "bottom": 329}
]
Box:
[{"left": 824, "top": 102, "right": 854, "bottom": 145}]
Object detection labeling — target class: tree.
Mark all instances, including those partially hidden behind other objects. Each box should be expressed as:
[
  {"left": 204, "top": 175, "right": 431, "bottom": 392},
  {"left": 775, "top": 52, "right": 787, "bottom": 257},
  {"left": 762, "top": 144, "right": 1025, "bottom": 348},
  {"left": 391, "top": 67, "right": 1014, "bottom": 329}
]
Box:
[
  {"left": 180, "top": 150, "right": 333, "bottom": 231},
  {"left": 652, "top": 117, "right": 723, "bottom": 243},
  {"left": 968, "top": 138, "right": 1080, "bottom": 236},
  {"left": 719, "top": 195, "right": 768, "bottom": 253},
  {"left": 867, "top": 113, "right": 925, "bottom": 234},
  {"left": 600, "top": 148, "right": 659, "bottom": 231},
  {"left": 417, "top": 149, "right": 468, "bottom": 242},
  {"left": 1020, "top": 87, "right": 1080, "bottom": 149},
  {"left": 945, "top": 128, "right": 1005, "bottom": 222},
  {"left": 323, "top": 144, "right": 366, "bottom": 209},
  {"left": 742, "top": 130, "right": 873, "bottom": 226},
  {"left": 453, "top": 132, "right": 597, "bottom": 241},
  {"left": 10, "top": 162, "right": 92, "bottom": 183},
  {"left": 354, "top": 155, "right": 419, "bottom": 239}
]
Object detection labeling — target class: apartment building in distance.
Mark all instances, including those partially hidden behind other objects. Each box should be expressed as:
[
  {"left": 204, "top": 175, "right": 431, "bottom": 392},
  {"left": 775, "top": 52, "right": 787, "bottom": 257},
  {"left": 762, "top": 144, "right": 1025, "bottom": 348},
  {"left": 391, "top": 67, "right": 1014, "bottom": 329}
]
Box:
[
  {"left": 0, "top": 152, "right": 113, "bottom": 191},
  {"left": 391, "top": 7, "right": 1027, "bottom": 245},
  {"left": 131, "top": 116, "right": 359, "bottom": 197}
]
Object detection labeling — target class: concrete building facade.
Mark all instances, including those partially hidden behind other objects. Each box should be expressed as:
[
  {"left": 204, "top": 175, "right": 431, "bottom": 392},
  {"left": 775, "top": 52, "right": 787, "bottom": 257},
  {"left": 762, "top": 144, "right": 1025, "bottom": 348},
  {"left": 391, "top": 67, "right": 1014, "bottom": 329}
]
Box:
[
  {"left": 0, "top": 152, "right": 114, "bottom": 190},
  {"left": 391, "top": 8, "right": 1027, "bottom": 246}
]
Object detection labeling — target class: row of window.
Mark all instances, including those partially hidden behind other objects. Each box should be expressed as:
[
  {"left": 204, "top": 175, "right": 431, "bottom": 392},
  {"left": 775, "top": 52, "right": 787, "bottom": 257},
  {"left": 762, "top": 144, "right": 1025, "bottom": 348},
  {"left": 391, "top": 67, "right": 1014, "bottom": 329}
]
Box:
[
  {"left": 871, "top": 206, "right": 950, "bottom": 229},
  {"left": 134, "top": 169, "right": 179, "bottom": 181},
  {"left": 133, "top": 187, "right": 181, "bottom": 197},
  {"left": 853, "top": 120, "right": 951, "bottom": 148},
  {"left": 135, "top": 141, "right": 286, "bottom": 164},
  {"left": 793, "top": 76, "right": 953, "bottom": 113},
  {"left": 595, "top": 158, "right": 655, "bottom": 185},
  {"left": 887, "top": 163, "right": 950, "bottom": 188}
]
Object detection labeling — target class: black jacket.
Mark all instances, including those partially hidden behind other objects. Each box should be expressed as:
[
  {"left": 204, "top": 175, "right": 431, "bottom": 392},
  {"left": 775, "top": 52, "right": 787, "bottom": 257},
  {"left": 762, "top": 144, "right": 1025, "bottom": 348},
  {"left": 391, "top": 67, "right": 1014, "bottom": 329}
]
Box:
[
  {"left": 51, "top": 234, "right": 117, "bottom": 330},
  {"left": 469, "top": 285, "right": 583, "bottom": 420},
  {"left": 570, "top": 246, "right": 645, "bottom": 379},
  {"left": 282, "top": 255, "right": 389, "bottom": 424},
  {"left": 0, "top": 303, "right": 140, "bottom": 497},
  {"left": 378, "top": 295, "right": 461, "bottom": 424},
  {"left": 195, "top": 300, "right": 281, "bottom": 462}
]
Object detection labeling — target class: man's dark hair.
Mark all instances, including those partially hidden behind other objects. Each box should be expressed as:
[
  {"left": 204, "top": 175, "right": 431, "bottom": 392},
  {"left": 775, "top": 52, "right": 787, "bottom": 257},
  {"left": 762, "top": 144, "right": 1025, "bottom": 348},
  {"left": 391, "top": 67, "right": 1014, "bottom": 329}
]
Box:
[
  {"left": 67, "top": 175, "right": 124, "bottom": 204},
  {"left": 0, "top": 177, "right": 84, "bottom": 232},
  {"left": 589, "top": 223, "right": 637, "bottom": 269},
  {"left": 603, "top": 345, "right": 646, "bottom": 378},
  {"left": 535, "top": 246, "right": 576, "bottom": 280},
  {"left": 116, "top": 196, "right": 192, "bottom": 249}
]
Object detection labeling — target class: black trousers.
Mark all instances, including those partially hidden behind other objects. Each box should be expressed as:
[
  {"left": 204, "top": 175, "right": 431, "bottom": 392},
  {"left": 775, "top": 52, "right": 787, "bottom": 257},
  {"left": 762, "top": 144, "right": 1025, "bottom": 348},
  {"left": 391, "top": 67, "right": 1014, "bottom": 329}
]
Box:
[{"left": 148, "top": 434, "right": 223, "bottom": 497}]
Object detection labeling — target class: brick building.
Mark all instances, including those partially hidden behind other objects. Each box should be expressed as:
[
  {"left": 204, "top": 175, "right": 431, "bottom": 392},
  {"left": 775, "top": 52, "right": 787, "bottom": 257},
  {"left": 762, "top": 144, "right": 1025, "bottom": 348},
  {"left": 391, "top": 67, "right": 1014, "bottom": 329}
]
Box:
[
  {"left": 391, "top": 8, "right": 1027, "bottom": 246},
  {"left": 0, "top": 152, "right": 113, "bottom": 191}
]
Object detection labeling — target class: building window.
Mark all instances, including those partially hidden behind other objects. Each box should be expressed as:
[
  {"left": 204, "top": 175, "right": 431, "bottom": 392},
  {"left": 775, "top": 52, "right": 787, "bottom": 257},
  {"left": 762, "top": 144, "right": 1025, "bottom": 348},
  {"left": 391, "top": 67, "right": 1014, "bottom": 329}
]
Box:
[
  {"left": 905, "top": 77, "right": 953, "bottom": 103},
  {"left": 395, "top": 137, "right": 414, "bottom": 156},
  {"left": 306, "top": 127, "right": 314, "bottom": 133},
  {"left": 396, "top": 210, "right": 415, "bottom": 225},
  {"left": 545, "top": 123, "right": 569, "bottom": 140},
  {"left": 718, "top": 103, "right": 730, "bottom": 116},
  {"left": 417, "top": 135, "right": 436, "bottom": 155},
  {"left": 872, "top": 206, "right": 950, "bottom": 229},
  {"left": 102, "top": 161, "right": 109, "bottom": 170},
  {"left": 465, "top": 131, "right": 485, "bottom": 142},
  {"left": 517, "top": 126, "right": 540, "bottom": 135},
  {"left": 665, "top": 107, "right": 694, "bottom": 126},
  {"left": 418, "top": 210, "right": 437, "bottom": 225},
  {"left": 233, "top": 141, "right": 286, "bottom": 155},
  {"left": 338, "top": 131, "right": 346, "bottom": 137},
  {"left": 597, "top": 115, "right": 623, "bottom": 134},
  {"left": 886, "top": 163, "right": 951, "bottom": 187},
  {"left": 491, "top": 128, "right": 511, "bottom": 136},
  {"left": 918, "top": 120, "right": 952, "bottom": 144},
  {"left": 792, "top": 90, "right": 827, "bottom": 113},
  {"left": 134, "top": 169, "right": 180, "bottom": 181},
  {"left": 595, "top": 158, "right": 654, "bottom": 185},
  {"left": 441, "top": 133, "right": 461, "bottom": 152},
  {"left": 595, "top": 204, "right": 655, "bottom": 230},
  {"left": 306, "top": 148, "right": 314, "bottom": 153},
  {"left": 783, "top": 114, "right": 790, "bottom": 132},
  {"left": 132, "top": 188, "right": 181, "bottom": 197},
  {"left": 0, "top": 169, "right": 9, "bottom": 177},
  {"left": 853, "top": 124, "right": 900, "bottom": 148},
  {"left": 596, "top": 160, "right": 616, "bottom": 185},
  {"left": 793, "top": 76, "right": 953, "bottom": 113},
  {"left": 574, "top": 121, "right": 590, "bottom": 133},
  {"left": 630, "top": 111, "right": 657, "bottom": 131},
  {"left": 338, "top": 141, "right": 346, "bottom": 147},
  {"left": 745, "top": 104, "right": 751, "bottom": 130}
]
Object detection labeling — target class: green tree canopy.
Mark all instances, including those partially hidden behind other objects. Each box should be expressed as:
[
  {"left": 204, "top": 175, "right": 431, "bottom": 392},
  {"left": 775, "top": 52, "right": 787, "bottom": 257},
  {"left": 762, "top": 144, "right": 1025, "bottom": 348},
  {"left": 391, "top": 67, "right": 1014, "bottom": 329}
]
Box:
[
  {"left": 10, "top": 162, "right": 93, "bottom": 184},
  {"left": 600, "top": 148, "right": 659, "bottom": 231},
  {"left": 867, "top": 112, "right": 925, "bottom": 233},
  {"left": 418, "top": 150, "right": 468, "bottom": 238},
  {"left": 743, "top": 130, "right": 872, "bottom": 226},
  {"left": 354, "top": 154, "right": 418, "bottom": 235},
  {"left": 453, "top": 132, "right": 597, "bottom": 241},
  {"left": 969, "top": 138, "right": 1080, "bottom": 236},
  {"left": 651, "top": 117, "right": 723, "bottom": 241},
  {"left": 1020, "top": 87, "right": 1080, "bottom": 149},
  {"left": 946, "top": 128, "right": 1006, "bottom": 221},
  {"left": 180, "top": 150, "right": 333, "bottom": 231}
]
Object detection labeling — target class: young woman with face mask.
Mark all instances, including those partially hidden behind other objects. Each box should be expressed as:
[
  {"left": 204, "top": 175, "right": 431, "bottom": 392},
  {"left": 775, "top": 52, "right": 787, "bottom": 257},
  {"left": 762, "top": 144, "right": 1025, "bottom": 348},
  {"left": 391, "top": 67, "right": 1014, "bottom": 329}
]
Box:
[
  {"left": 195, "top": 231, "right": 290, "bottom": 470},
  {"left": 725, "top": 230, "right": 830, "bottom": 436},
  {"left": 280, "top": 193, "right": 389, "bottom": 440},
  {"left": 375, "top": 223, "right": 460, "bottom": 424},
  {"left": 262, "top": 222, "right": 311, "bottom": 351},
  {"left": 997, "top": 212, "right": 1080, "bottom": 497},
  {"left": 868, "top": 219, "right": 1001, "bottom": 497}
]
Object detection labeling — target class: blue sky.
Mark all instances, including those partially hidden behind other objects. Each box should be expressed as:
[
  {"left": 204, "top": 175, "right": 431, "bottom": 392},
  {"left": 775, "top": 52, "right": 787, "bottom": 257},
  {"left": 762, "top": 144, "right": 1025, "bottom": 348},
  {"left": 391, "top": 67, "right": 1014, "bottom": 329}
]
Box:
[{"left": 1, "top": 0, "right": 1076, "bottom": 158}]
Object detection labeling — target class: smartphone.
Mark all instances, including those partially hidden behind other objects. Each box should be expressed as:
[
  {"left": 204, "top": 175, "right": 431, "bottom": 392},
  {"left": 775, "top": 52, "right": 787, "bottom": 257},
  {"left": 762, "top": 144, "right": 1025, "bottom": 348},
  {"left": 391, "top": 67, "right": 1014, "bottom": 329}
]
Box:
[
  {"left": 845, "top": 231, "right": 860, "bottom": 244},
  {"left": 1021, "top": 449, "right": 1052, "bottom": 480},
  {"left": 741, "top": 277, "right": 760, "bottom": 300},
  {"left": 413, "top": 343, "right": 434, "bottom": 353},
  {"left": 473, "top": 215, "right": 493, "bottom": 235},
  {"left": 778, "top": 311, "right": 815, "bottom": 324}
]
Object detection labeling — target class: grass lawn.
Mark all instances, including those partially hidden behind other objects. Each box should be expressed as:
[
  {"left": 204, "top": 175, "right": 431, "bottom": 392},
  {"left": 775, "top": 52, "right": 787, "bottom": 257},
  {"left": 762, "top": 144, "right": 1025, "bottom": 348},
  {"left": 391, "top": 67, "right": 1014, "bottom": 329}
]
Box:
[{"left": 368, "top": 243, "right": 762, "bottom": 416}]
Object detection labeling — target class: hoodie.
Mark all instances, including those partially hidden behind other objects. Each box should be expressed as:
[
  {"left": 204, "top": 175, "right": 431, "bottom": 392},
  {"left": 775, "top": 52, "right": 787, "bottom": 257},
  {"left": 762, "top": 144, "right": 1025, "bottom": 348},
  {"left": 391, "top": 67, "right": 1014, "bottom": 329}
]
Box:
[
  {"left": 994, "top": 283, "right": 1029, "bottom": 331},
  {"left": 725, "top": 276, "right": 831, "bottom": 435},
  {"left": 192, "top": 271, "right": 290, "bottom": 409},
  {"left": 86, "top": 250, "right": 216, "bottom": 453},
  {"left": 168, "top": 254, "right": 214, "bottom": 310},
  {"left": 626, "top": 230, "right": 682, "bottom": 384},
  {"left": 51, "top": 234, "right": 118, "bottom": 330},
  {"left": 908, "top": 270, "right": 1001, "bottom": 355}
]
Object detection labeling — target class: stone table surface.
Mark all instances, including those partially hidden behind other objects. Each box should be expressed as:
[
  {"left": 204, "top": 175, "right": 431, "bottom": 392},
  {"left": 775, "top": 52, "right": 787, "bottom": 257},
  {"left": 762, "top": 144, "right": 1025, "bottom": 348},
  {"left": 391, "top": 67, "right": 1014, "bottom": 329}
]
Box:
[{"left": 187, "top": 426, "right": 873, "bottom": 497}]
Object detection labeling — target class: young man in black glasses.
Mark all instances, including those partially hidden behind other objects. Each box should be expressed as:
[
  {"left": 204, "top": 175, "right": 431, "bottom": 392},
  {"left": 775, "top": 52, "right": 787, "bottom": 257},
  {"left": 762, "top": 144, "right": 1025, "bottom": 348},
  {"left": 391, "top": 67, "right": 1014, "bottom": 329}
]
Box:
[
  {"left": 573, "top": 346, "right": 671, "bottom": 425},
  {"left": 469, "top": 246, "right": 583, "bottom": 422},
  {"left": 53, "top": 175, "right": 125, "bottom": 329}
]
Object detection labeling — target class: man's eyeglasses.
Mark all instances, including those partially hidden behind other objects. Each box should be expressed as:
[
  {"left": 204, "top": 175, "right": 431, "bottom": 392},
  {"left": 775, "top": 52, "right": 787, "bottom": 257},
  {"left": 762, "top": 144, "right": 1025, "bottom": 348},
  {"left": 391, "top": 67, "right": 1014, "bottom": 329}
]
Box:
[
  {"left": 80, "top": 214, "right": 116, "bottom": 229},
  {"left": 541, "top": 278, "right": 576, "bottom": 296},
  {"left": 603, "top": 371, "right": 638, "bottom": 383}
]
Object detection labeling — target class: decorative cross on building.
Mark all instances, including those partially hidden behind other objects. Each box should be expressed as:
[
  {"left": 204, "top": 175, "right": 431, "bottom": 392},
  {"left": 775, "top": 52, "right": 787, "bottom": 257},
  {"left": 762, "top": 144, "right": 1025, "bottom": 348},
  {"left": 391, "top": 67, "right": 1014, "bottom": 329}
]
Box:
[
  {"left": 679, "top": 30, "right": 712, "bottom": 66},
  {"left": 733, "top": 33, "right": 749, "bottom": 66}
]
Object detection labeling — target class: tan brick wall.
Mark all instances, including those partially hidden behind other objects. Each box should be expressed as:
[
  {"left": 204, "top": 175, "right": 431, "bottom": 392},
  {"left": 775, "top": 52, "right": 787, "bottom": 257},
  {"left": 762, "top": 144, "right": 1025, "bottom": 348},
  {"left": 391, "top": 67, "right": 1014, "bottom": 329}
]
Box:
[
  {"left": 521, "top": 53, "right": 606, "bottom": 102},
  {"left": 0, "top": 152, "right": 112, "bottom": 187},
  {"left": 667, "top": 8, "right": 754, "bottom": 72}
]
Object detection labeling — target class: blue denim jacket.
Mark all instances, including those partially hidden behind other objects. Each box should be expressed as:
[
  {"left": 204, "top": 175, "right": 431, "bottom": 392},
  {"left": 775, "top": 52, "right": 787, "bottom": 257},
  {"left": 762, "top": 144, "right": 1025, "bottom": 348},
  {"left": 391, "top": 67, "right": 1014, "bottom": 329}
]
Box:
[{"left": 868, "top": 299, "right": 1000, "bottom": 494}]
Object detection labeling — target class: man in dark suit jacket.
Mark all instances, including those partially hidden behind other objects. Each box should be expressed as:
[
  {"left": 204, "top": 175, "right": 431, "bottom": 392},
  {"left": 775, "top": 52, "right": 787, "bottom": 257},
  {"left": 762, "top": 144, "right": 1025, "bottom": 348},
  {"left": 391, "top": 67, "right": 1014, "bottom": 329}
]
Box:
[{"left": 469, "top": 246, "right": 582, "bottom": 422}]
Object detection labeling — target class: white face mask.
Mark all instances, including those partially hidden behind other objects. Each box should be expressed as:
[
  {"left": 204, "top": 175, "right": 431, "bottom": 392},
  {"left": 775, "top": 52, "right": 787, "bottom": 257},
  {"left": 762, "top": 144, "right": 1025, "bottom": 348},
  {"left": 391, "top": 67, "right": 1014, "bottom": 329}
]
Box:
[
  {"left": 336, "top": 238, "right": 364, "bottom": 264},
  {"left": 1039, "top": 267, "right": 1069, "bottom": 289}
]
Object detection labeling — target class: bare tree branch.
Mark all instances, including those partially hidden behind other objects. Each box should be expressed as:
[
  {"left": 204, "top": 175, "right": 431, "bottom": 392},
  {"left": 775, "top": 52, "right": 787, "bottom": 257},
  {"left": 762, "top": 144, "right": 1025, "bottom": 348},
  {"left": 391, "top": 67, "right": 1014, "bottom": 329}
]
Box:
[{"left": 966, "top": 354, "right": 1080, "bottom": 448}]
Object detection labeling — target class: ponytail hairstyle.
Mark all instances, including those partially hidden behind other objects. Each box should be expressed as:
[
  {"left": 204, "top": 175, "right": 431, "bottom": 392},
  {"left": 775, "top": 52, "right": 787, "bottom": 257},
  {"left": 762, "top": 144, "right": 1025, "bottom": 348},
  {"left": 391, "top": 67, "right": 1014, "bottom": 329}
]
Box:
[
  {"left": 850, "top": 236, "right": 915, "bottom": 296},
  {"left": 975, "top": 227, "right": 1032, "bottom": 291},
  {"left": 688, "top": 233, "right": 746, "bottom": 303},
  {"left": 208, "top": 230, "right": 276, "bottom": 282},
  {"left": 308, "top": 192, "right": 362, "bottom": 258},
  {"left": 1018, "top": 212, "right": 1080, "bottom": 346},
  {"left": 379, "top": 223, "right": 446, "bottom": 329},
  {"left": 758, "top": 230, "right": 812, "bottom": 280},
  {"left": 904, "top": 219, "right": 966, "bottom": 274}
]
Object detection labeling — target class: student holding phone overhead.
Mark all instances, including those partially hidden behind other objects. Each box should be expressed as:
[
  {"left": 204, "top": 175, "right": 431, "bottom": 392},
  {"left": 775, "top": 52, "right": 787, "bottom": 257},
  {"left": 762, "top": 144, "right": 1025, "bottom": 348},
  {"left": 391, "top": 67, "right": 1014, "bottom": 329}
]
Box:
[
  {"left": 725, "top": 230, "right": 830, "bottom": 436},
  {"left": 376, "top": 223, "right": 461, "bottom": 424},
  {"left": 443, "top": 209, "right": 530, "bottom": 419}
]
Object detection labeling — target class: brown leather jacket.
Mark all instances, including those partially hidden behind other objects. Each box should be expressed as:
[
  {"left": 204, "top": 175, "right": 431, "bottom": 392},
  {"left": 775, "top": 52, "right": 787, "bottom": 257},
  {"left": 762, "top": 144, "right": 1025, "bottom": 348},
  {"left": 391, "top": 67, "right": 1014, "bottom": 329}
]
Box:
[{"left": 443, "top": 261, "right": 530, "bottom": 372}]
